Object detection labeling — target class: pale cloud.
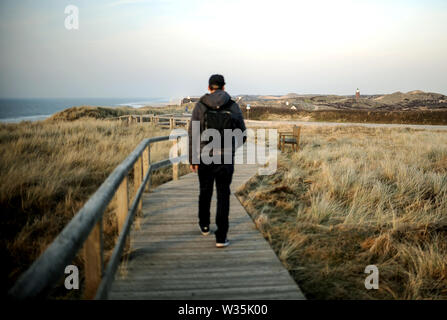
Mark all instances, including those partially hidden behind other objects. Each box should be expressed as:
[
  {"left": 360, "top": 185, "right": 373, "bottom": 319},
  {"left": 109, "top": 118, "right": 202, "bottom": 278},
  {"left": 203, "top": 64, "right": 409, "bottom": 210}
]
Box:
[{"left": 107, "top": 0, "right": 152, "bottom": 7}]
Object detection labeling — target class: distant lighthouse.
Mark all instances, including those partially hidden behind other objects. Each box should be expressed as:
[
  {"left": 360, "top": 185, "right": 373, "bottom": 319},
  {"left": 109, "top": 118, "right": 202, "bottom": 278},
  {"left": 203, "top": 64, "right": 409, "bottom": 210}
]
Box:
[{"left": 355, "top": 88, "right": 360, "bottom": 101}]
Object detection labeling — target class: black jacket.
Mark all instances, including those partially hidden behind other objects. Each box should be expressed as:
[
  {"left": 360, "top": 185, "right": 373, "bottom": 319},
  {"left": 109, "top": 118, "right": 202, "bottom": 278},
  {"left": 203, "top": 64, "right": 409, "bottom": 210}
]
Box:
[{"left": 188, "top": 90, "right": 246, "bottom": 164}]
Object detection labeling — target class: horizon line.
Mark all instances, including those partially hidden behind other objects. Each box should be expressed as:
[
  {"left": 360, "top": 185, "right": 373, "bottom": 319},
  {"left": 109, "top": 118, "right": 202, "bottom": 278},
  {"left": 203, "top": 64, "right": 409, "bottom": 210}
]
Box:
[{"left": 1, "top": 90, "right": 446, "bottom": 100}]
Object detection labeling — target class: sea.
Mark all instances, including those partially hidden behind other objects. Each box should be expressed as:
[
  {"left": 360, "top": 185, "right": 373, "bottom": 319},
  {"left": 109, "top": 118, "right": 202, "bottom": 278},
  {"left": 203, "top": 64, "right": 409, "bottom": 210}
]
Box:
[{"left": 0, "top": 97, "right": 177, "bottom": 123}]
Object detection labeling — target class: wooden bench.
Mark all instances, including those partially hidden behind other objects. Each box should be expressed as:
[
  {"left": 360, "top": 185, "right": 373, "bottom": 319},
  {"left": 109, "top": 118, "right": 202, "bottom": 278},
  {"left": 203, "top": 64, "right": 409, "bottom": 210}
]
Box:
[{"left": 278, "top": 125, "right": 300, "bottom": 152}]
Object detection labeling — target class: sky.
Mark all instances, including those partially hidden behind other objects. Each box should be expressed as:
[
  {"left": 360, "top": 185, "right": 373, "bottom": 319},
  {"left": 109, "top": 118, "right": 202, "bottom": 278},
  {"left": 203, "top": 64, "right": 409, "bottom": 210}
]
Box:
[{"left": 0, "top": 0, "right": 446, "bottom": 99}]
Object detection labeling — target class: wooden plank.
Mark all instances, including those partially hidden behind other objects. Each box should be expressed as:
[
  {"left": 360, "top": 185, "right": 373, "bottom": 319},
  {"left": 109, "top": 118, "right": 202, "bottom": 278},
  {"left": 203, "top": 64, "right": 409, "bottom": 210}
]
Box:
[
  {"left": 114, "top": 267, "right": 289, "bottom": 280},
  {"left": 109, "top": 284, "right": 302, "bottom": 300},
  {"left": 111, "top": 278, "right": 297, "bottom": 291},
  {"left": 133, "top": 224, "right": 259, "bottom": 233}
]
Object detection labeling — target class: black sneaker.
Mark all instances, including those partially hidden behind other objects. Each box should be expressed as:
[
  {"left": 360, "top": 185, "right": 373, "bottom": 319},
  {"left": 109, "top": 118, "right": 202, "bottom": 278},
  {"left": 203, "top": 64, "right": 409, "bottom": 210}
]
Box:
[
  {"left": 199, "top": 225, "right": 210, "bottom": 236},
  {"left": 216, "top": 239, "right": 230, "bottom": 248}
]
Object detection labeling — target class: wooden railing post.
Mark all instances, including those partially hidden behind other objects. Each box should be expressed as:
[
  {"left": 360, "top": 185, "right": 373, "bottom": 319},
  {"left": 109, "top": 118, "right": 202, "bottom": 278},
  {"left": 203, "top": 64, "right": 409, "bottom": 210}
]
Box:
[
  {"left": 143, "top": 146, "right": 150, "bottom": 192},
  {"left": 115, "top": 176, "right": 130, "bottom": 255},
  {"left": 115, "top": 176, "right": 128, "bottom": 234},
  {"left": 295, "top": 126, "right": 301, "bottom": 152},
  {"left": 173, "top": 138, "right": 179, "bottom": 181},
  {"left": 134, "top": 156, "right": 143, "bottom": 214},
  {"left": 83, "top": 221, "right": 103, "bottom": 299}
]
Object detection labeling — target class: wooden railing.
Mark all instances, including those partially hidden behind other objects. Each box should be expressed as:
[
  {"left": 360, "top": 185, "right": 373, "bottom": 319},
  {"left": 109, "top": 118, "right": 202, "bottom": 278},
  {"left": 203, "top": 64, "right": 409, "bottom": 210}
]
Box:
[
  {"left": 9, "top": 133, "right": 186, "bottom": 300},
  {"left": 108, "top": 114, "right": 191, "bottom": 130}
]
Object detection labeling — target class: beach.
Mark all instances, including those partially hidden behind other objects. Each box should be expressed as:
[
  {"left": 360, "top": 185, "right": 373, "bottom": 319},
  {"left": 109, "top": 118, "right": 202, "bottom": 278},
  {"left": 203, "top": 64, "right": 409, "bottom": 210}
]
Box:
[{"left": 0, "top": 97, "right": 175, "bottom": 123}]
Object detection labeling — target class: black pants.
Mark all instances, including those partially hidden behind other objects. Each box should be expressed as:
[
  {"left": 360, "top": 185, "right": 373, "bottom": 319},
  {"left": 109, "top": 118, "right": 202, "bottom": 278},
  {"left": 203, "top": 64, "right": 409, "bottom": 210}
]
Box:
[{"left": 198, "top": 163, "right": 234, "bottom": 242}]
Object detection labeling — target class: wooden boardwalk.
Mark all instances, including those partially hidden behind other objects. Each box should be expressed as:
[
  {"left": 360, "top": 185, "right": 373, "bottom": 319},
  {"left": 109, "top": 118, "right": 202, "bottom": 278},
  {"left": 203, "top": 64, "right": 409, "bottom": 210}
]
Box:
[{"left": 108, "top": 163, "right": 305, "bottom": 300}]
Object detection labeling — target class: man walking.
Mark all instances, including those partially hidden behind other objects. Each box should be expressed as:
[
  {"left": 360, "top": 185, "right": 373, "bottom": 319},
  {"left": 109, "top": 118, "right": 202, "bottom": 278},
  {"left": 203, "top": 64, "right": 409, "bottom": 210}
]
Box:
[{"left": 188, "top": 74, "right": 246, "bottom": 248}]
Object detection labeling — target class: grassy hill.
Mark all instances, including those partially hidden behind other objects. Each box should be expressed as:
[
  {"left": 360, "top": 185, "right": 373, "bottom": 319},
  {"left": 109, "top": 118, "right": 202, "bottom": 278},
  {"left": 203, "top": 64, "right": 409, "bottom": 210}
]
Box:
[
  {"left": 238, "top": 90, "right": 447, "bottom": 112},
  {"left": 47, "top": 104, "right": 186, "bottom": 122},
  {"left": 242, "top": 106, "right": 447, "bottom": 125}
]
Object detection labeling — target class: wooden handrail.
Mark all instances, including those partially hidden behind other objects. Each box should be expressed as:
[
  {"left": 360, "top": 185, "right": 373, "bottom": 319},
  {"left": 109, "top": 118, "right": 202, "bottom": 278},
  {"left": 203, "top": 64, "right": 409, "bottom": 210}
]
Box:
[
  {"left": 107, "top": 114, "right": 191, "bottom": 130},
  {"left": 9, "top": 133, "right": 187, "bottom": 299}
]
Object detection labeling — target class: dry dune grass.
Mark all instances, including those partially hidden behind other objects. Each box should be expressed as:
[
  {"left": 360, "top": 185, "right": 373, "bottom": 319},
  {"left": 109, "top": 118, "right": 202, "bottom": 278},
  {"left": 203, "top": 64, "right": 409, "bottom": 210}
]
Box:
[
  {"left": 0, "top": 119, "right": 188, "bottom": 295},
  {"left": 244, "top": 107, "right": 447, "bottom": 125},
  {"left": 237, "top": 126, "right": 447, "bottom": 299},
  {"left": 45, "top": 104, "right": 186, "bottom": 122}
]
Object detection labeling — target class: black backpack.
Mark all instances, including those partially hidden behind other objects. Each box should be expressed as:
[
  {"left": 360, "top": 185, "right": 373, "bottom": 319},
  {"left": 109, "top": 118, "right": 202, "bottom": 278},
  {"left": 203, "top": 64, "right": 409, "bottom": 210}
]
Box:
[{"left": 203, "top": 99, "right": 235, "bottom": 133}]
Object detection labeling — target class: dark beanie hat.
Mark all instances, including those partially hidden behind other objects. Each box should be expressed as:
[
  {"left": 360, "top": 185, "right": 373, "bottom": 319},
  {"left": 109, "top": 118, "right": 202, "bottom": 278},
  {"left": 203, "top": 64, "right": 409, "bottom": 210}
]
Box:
[{"left": 209, "top": 74, "right": 225, "bottom": 90}]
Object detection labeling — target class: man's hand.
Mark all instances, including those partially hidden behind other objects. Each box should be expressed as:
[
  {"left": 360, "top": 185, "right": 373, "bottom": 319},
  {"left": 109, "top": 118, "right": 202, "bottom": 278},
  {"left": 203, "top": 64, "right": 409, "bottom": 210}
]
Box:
[{"left": 190, "top": 165, "right": 199, "bottom": 173}]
